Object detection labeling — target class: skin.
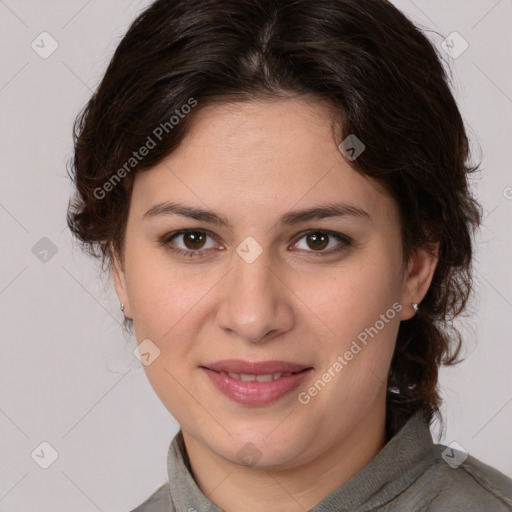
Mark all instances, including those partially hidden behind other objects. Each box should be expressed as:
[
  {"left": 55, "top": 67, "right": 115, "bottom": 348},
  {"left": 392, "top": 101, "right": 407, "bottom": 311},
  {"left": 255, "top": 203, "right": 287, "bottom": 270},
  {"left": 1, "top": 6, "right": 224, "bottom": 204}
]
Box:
[{"left": 113, "top": 97, "right": 438, "bottom": 512}]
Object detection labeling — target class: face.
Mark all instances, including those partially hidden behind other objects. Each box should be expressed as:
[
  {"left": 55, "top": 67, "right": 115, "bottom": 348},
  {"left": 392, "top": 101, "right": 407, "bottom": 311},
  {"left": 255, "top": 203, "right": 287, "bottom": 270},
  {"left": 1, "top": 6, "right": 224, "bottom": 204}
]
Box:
[{"left": 113, "top": 98, "right": 436, "bottom": 470}]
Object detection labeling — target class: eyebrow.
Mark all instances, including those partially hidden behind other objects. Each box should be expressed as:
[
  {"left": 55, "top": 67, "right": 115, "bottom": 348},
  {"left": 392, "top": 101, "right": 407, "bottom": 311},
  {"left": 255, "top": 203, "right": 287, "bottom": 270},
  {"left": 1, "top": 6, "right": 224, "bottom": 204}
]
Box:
[{"left": 143, "top": 201, "right": 370, "bottom": 228}]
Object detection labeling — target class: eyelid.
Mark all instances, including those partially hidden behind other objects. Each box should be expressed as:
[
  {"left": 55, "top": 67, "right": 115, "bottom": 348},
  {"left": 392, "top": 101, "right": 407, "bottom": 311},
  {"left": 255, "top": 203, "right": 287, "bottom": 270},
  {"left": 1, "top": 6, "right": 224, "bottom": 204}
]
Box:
[
  {"left": 160, "top": 228, "right": 352, "bottom": 258},
  {"left": 161, "top": 229, "right": 223, "bottom": 250},
  {"left": 290, "top": 229, "right": 352, "bottom": 254}
]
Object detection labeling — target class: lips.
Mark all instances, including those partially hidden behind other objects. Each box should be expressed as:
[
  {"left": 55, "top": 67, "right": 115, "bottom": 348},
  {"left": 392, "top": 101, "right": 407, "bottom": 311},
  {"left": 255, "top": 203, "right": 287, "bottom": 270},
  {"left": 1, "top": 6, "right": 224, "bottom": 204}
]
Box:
[{"left": 201, "top": 359, "right": 312, "bottom": 405}]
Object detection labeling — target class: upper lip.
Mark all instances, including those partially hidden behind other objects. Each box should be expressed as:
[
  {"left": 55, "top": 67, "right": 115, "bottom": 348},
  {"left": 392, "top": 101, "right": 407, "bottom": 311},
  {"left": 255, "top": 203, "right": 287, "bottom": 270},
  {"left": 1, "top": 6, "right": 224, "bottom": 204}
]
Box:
[{"left": 201, "top": 359, "right": 311, "bottom": 374}]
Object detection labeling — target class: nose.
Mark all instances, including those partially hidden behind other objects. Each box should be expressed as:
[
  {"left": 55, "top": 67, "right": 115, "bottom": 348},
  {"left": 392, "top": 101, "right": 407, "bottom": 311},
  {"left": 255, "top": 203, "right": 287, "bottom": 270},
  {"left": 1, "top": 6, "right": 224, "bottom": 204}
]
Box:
[{"left": 215, "top": 249, "right": 295, "bottom": 343}]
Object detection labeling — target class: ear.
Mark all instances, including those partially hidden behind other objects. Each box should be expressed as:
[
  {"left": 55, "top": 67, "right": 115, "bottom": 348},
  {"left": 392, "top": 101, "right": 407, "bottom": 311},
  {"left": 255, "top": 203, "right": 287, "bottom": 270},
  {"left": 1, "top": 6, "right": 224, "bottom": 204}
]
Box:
[
  {"left": 112, "top": 244, "right": 131, "bottom": 318},
  {"left": 399, "top": 242, "right": 439, "bottom": 321}
]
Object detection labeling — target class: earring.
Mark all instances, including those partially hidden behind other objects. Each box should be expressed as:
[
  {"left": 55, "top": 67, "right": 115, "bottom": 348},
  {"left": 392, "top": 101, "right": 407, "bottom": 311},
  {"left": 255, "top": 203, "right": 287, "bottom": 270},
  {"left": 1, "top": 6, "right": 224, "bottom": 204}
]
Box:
[
  {"left": 412, "top": 302, "right": 419, "bottom": 313},
  {"left": 120, "top": 303, "right": 125, "bottom": 312}
]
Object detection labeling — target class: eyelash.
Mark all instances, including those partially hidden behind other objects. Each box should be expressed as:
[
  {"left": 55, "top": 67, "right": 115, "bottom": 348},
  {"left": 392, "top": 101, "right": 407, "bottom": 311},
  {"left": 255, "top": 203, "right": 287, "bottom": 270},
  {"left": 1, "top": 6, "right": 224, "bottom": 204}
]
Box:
[{"left": 159, "top": 229, "right": 352, "bottom": 259}]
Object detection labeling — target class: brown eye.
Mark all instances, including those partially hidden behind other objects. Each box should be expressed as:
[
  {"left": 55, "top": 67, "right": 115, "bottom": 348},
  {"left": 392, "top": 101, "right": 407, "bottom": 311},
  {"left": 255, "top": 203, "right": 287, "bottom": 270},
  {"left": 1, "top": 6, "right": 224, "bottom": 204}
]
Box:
[
  {"left": 305, "top": 232, "right": 329, "bottom": 251},
  {"left": 293, "top": 230, "right": 351, "bottom": 256},
  {"left": 182, "top": 231, "right": 207, "bottom": 250},
  {"left": 161, "top": 229, "right": 219, "bottom": 257}
]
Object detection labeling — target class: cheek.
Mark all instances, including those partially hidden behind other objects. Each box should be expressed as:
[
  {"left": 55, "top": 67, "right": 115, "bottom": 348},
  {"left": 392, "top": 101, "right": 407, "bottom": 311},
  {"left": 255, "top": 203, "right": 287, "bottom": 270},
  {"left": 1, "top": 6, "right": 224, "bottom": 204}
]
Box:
[
  {"left": 124, "top": 247, "right": 207, "bottom": 337},
  {"left": 292, "top": 255, "right": 403, "bottom": 340},
  {"left": 124, "top": 259, "right": 208, "bottom": 420},
  {"left": 292, "top": 250, "right": 402, "bottom": 398},
  {"left": 308, "top": 292, "right": 400, "bottom": 413}
]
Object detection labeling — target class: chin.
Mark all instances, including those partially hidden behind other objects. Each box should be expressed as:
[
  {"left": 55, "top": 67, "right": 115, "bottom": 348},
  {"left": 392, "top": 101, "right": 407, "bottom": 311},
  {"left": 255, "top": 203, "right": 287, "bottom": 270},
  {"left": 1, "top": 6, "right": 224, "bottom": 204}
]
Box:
[{"left": 205, "top": 418, "right": 314, "bottom": 469}]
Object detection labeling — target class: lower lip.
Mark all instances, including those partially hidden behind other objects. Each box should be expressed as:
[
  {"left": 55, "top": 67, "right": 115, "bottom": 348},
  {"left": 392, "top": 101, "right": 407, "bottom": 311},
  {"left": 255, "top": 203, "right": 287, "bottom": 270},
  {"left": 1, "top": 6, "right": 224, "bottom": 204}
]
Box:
[{"left": 202, "top": 368, "right": 312, "bottom": 405}]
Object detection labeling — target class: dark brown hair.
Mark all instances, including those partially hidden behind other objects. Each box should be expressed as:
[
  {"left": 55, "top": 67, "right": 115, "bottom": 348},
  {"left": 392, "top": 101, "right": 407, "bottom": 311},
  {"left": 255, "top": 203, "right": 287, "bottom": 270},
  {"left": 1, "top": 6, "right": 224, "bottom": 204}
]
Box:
[{"left": 67, "top": 0, "right": 482, "bottom": 436}]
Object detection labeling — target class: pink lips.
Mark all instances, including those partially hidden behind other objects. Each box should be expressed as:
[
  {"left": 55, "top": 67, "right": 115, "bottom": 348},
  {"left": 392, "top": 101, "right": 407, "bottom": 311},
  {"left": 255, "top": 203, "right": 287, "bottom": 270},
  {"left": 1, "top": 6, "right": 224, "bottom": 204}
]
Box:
[{"left": 201, "top": 359, "right": 312, "bottom": 405}]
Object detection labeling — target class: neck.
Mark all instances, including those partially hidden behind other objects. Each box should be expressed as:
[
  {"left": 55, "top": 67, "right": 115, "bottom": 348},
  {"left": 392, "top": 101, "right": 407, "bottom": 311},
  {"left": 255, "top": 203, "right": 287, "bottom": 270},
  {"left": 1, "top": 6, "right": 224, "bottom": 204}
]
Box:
[{"left": 182, "top": 401, "right": 387, "bottom": 512}]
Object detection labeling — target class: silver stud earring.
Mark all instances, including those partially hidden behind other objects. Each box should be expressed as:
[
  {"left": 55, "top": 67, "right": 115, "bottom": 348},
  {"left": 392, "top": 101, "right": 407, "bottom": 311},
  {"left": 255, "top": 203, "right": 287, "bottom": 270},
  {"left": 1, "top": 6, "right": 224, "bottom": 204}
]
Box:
[
  {"left": 412, "top": 302, "right": 419, "bottom": 313},
  {"left": 120, "top": 303, "right": 125, "bottom": 312}
]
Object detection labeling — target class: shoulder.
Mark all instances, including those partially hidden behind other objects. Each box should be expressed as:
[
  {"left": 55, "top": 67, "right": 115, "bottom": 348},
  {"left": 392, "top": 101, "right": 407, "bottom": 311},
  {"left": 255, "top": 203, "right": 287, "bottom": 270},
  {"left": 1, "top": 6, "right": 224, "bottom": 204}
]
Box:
[
  {"left": 128, "top": 483, "right": 174, "bottom": 512},
  {"left": 408, "top": 448, "right": 512, "bottom": 511}
]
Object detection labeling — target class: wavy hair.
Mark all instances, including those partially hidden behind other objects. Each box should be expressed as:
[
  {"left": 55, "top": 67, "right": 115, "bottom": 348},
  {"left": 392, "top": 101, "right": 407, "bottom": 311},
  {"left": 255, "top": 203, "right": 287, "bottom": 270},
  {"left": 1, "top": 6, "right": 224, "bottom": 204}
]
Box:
[{"left": 67, "top": 0, "right": 482, "bottom": 436}]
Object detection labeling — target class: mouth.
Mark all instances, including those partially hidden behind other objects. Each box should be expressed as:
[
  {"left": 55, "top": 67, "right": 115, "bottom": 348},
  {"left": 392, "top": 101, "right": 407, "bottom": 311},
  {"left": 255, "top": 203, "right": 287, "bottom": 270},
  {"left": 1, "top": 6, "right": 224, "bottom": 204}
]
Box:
[
  {"left": 200, "top": 360, "right": 313, "bottom": 405},
  {"left": 214, "top": 371, "right": 299, "bottom": 382}
]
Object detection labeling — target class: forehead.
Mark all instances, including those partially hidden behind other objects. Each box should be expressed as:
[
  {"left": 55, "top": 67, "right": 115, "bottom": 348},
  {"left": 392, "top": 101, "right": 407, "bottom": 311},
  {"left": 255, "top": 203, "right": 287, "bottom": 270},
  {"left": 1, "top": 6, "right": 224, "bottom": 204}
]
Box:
[{"left": 129, "top": 98, "right": 398, "bottom": 227}]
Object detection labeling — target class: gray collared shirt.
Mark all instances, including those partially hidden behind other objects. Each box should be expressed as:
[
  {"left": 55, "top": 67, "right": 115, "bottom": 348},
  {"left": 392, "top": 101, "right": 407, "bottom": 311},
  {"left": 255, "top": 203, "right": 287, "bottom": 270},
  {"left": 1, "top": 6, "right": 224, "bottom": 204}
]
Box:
[{"left": 130, "top": 413, "right": 512, "bottom": 511}]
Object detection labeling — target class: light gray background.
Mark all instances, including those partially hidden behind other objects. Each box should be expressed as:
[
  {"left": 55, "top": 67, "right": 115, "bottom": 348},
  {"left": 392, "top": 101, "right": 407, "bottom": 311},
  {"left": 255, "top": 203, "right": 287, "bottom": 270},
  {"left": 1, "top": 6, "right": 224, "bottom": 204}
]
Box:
[{"left": 1, "top": 1, "right": 511, "bottom": 510}]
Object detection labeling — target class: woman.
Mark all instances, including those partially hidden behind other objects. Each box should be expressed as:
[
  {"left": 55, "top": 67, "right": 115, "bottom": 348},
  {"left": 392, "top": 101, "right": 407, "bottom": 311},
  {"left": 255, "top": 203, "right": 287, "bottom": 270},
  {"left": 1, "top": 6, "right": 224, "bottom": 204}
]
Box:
[{"left": 66, "top": 0, "right": 512, "bottom": 510}]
